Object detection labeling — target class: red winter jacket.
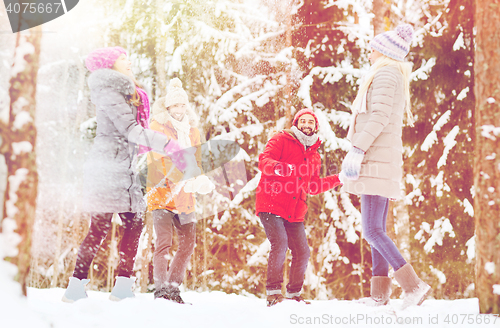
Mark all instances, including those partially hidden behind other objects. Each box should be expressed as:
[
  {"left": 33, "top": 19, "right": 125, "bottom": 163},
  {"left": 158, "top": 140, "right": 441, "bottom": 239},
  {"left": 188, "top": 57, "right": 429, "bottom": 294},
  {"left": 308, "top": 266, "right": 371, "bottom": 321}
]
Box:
[{"left": 255, "top": 130, "right": 341, "bottom": 222}]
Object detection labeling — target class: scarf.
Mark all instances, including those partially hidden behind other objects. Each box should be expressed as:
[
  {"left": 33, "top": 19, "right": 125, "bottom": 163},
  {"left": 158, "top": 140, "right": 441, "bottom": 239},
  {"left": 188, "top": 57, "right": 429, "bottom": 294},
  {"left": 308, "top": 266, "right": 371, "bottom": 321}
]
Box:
[
  {"left": 136, "top": 87, "right": 150, "bottom": 129},
  {"left": 291, "top": 126, "right": 318, "bottom": 149},
  {"left": 165, "top": 110, "right": 192, "bottom": 148}
]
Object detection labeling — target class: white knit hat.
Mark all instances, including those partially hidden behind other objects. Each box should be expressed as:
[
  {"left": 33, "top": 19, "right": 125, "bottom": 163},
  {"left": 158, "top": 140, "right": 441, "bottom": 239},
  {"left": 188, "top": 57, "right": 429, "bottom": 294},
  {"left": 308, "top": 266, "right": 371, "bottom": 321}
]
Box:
[
  {"left": 369, "top": 24, "right": 414, "bottom": 61},
  {"left": 164, "top": 78, "right": 189, "bottom": 108}
]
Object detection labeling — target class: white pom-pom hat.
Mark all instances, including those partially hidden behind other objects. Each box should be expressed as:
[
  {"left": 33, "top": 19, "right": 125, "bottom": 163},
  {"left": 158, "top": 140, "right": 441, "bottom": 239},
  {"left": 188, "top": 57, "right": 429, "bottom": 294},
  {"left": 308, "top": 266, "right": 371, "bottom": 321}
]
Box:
[
  {"left": 164, "top": 78, "right": 190, "bottom": 108},
  {"left": 369, "top": 24, "right": 414, "bottom": 61}
]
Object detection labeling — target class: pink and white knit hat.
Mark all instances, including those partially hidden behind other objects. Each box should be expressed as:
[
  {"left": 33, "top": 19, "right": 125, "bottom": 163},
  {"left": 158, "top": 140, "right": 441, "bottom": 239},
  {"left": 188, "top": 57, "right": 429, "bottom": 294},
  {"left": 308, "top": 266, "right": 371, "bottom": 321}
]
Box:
[
  {"left": 369, "top": 24, "right": 414, "bottom": 62},
  {"left": 85, "top": 46, "right": 127, "bottom": 72}
]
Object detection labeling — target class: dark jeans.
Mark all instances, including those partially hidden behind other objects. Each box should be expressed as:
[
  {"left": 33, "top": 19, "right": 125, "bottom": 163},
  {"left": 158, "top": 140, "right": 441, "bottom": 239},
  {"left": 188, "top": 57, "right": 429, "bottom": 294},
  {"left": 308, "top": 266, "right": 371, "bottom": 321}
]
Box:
[
  {"left": 153, "top": 210, "right": 196, "bottom": 293},
  {"left": 361, "top": 194, "right": 407, "bottom": 276},
  {"left": 73, "top": 212, "right": 143, "bottom": 279},
  {"left": 259, "top": 212, "right": 310, "bottom": 296}
]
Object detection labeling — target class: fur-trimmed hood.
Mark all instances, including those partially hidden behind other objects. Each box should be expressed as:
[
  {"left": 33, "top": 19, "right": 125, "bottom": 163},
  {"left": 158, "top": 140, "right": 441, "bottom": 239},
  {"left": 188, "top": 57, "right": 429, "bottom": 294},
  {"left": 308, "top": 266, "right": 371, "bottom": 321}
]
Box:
[
  {"left": 88, "top": 68, "right": 135, "bottom": 95},
  {"left": 151, "top": 96, "right": 199, "bottom": 127}
]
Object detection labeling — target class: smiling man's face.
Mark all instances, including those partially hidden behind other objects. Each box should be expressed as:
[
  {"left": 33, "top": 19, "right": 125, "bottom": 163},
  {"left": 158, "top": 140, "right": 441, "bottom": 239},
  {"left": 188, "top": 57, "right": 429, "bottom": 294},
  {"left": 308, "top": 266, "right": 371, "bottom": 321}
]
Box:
[{"left": 297, "top": 114, "right": 316, "bottom": 136}]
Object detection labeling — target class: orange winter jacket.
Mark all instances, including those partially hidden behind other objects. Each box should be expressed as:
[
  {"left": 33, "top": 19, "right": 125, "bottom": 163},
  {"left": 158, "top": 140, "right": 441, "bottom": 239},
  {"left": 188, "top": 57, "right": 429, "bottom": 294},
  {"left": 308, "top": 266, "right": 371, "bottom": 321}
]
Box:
[{"left": 146, "top": 119, "right": 202, "bottom": 214}]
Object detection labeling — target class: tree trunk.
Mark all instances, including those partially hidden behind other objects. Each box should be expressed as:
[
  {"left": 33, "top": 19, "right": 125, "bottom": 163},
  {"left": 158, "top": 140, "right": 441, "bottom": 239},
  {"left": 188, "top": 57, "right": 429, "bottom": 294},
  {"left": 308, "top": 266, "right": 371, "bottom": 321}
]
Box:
[
  {"left": 156, "top": 0, "right": 167, "bottom": 98},
  {"left": 0, "top": 26, "right": 42, "bottom": 296},
  {"left": 139, "top": 212, "right": 154, "bottom": 293},
  {"left": 474, "top": 0, "right": 500, "bottom": 314},
  {"left": 372, "top": 0, "right": 391, "bottom": 35},
  {"left": 284, "top": 0, "right": 293, "bottom": 128}
]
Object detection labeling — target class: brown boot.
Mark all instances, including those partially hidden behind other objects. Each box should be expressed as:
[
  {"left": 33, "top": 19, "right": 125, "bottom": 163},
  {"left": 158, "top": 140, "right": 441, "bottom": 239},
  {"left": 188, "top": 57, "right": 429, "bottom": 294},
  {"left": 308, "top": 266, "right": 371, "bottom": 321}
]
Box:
[
  {"left": 394, "top": 264, "right": 432, "bottom": 309},
  {"left": 266, "top": 294, "right": 285, "bottom": 307},
  {"left": 357, "top": 276, "right": 392, "bottom": 306}
]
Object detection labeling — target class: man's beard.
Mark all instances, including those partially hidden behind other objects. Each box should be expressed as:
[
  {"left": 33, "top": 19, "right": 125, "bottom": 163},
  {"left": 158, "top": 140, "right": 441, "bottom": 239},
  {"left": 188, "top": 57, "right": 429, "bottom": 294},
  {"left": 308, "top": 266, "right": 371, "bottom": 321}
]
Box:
[{"left": 300, "top": 126, "right": 314, "bottom": 136}]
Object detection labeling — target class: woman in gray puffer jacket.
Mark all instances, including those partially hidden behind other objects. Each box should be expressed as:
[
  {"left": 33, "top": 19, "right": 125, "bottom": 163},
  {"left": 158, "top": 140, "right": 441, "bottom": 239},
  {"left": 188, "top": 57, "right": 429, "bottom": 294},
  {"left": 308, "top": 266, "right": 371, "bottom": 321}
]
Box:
[
  {"left": 63, "top": 47, "right": 185, "bottom": 303},
  {"left": 341, "top": 25, "right": 432, "bottom": 309}
]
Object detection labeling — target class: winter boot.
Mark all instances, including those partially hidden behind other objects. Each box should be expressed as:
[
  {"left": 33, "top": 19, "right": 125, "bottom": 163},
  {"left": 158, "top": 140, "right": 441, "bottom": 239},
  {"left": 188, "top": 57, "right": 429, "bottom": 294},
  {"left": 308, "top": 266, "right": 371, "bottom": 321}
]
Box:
[
  {"left": 393, "top": 264, "right": 432, "bottom": 309},
  {"left": 357, "top": 276, "right": 392, "bottom": 306},
  {"left": 62, "top": 277, "right": 90, "bottom": 303},
  {"left": 266, "top": 293, "right": 285, "bottom": 307},
  {"left": 109, "top": 276, "right": 136, "bottom": 301},
  {"left": 154, "top": 288, "right": 190, "bottom": 304},
  {"left": 286, "top": 295, "right": 311, "bottom": 305}
]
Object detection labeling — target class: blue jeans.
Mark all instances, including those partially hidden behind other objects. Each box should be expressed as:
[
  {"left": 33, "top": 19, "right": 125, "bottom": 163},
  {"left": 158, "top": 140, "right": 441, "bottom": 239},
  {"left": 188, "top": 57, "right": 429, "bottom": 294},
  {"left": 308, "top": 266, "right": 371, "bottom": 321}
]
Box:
[
  {"left": 259, "top": 212, "right": 310, "bottom": 296},
  {"left": 361, "top": 194, "right": 407, "bottom": 276}
]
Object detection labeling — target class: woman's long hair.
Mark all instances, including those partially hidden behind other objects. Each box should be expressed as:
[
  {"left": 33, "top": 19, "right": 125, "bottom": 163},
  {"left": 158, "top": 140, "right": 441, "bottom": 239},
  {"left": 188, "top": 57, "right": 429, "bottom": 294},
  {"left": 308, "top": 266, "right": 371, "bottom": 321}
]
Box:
[
  {"left": 352, "top": 56, "right": 414, "bottom": 126},
  {"left": 126, "top": 77, "right": 143, "bottom": 107}
]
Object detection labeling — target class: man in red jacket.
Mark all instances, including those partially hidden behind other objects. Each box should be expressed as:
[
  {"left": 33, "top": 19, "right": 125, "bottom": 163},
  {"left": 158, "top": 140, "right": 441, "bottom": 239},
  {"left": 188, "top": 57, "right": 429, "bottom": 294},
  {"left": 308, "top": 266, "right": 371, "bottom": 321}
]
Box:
[{"left": 256, "top": 108, "right": 342, "bottom": 306}]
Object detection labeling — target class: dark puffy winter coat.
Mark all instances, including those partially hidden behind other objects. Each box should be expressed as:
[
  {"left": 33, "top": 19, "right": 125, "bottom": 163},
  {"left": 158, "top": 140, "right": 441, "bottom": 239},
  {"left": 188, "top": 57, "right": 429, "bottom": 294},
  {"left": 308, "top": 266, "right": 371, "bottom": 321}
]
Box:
[
  {"left": 82, "top": 69, "right": 169, "bottom": 213},
  {"left": 255, "top": 130, "right": 341, "bottom": 222}
]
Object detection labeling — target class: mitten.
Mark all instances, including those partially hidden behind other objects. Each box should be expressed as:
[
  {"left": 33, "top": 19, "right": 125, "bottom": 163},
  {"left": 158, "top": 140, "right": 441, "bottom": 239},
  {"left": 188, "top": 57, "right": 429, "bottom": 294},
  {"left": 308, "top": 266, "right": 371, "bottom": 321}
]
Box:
[
  {"left": 274, "top": 162, "right": 294, "bottom": 177},
  {"left": 341, "top": 147, "right": 365, "bottom": 180},
  {"left": 194, "top": 175, "right": 216, "bottom": 195},
  {"left": 183, "top": 175, "right": 215, "bottom": 194},
  {"left": 183, "top": 178, "right": 198, "bottom": 193}
]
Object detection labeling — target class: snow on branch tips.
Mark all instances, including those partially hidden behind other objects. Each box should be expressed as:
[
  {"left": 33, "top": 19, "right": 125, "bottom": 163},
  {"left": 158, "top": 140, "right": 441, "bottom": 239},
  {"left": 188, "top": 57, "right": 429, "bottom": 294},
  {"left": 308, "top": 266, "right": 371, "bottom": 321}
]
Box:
[
  {"left": 421, "top": 110, "right": 451, "bottom": 152},
  {"left": 415, "top": 217, "right": 455, "bottom": 254},
  {"left": 411, "top": 57, "right": 436, "bottom": 81},
  {"left": 437, "top": 125, "right": 459, "bottom": 169},
  {"left": 10, "top": 36, "right": 35, "bottom": 78}
]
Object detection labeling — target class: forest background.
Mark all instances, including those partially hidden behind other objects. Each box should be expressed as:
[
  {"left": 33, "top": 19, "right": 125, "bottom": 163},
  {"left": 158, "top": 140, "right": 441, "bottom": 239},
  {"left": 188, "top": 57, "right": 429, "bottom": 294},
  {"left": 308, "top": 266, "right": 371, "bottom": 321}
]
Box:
[{"left": 0, "top": 0, "right": 477, "bottom": 302}]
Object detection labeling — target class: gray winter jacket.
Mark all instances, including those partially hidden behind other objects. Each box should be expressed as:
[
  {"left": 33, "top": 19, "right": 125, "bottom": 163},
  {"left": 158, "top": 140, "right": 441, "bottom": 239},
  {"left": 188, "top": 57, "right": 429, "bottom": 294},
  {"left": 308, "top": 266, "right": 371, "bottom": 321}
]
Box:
[
  {"left": 342, "top": 66, "right": 405, "bottom": 200},
  {"left": 82, "top": 69, "right": 169, "bottom": 213}
]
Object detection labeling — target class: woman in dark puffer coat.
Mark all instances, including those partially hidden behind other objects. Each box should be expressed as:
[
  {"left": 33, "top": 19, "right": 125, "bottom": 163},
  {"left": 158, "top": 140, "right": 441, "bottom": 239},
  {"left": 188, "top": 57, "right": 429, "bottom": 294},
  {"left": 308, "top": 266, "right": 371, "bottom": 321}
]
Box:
[{"left": 62, "top": 47, "right": 185, "bottom": 303}]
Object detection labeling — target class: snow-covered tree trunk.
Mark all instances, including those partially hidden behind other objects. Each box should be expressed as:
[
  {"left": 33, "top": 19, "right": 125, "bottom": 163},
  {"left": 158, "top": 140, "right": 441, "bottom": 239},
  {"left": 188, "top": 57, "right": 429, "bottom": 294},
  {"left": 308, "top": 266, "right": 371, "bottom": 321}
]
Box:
[
  {"left": 0, "top": 26, "right": 42, "bottom": 296},
  {"left": 155, "top": 0, "right": 167, "bottom": 96},
  {"left": 474, "top": 0, "right": 500, "bottom": 314},
  {"left": 284, "top": 0, "right": 293, "bottom": 127}
]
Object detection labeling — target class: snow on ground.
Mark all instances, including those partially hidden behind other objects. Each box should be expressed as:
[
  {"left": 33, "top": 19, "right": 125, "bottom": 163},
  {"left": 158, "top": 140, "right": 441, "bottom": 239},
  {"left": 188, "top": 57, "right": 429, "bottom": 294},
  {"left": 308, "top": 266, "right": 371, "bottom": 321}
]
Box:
[{"left": 2, "top": 288, "right": 499, "bottom": 328}]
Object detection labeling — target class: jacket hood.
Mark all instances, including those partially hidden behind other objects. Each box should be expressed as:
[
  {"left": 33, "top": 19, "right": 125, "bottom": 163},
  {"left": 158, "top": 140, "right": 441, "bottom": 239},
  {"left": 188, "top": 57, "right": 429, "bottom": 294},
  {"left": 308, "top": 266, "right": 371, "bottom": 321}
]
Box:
[
  {"left": 151, "top": 96, "right": 199, "bottom": 127},
  {"left": 88, "top": 68, "right": 135, "bottom": 95}
]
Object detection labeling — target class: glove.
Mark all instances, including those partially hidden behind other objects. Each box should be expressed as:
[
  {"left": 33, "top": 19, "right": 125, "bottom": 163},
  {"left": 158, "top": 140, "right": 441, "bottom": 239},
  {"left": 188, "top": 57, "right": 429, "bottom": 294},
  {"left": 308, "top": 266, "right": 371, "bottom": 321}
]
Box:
[
  {"left": 341, "top": 147, "right": 365, "bottom": 180},
  {"left": 164, "top": 139, "right": 186, "bottom": 171},
  {"left": 338, "top": 171, "right": 346, "bottom": 184},
  {"left": 274, "top": 163, "right": 294, "bottom": 177},
  {"left": 183, "top": 178, "right": 198, "bottom": 193},
  {"left": 164, "top": 140, "right": 199, "bottom": 176},
  {"left": 194, "top": 175, "right": 216, "bottom": 194},
  {"left": 184, "top": 175, "right": 215, "bottom": 194}
]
